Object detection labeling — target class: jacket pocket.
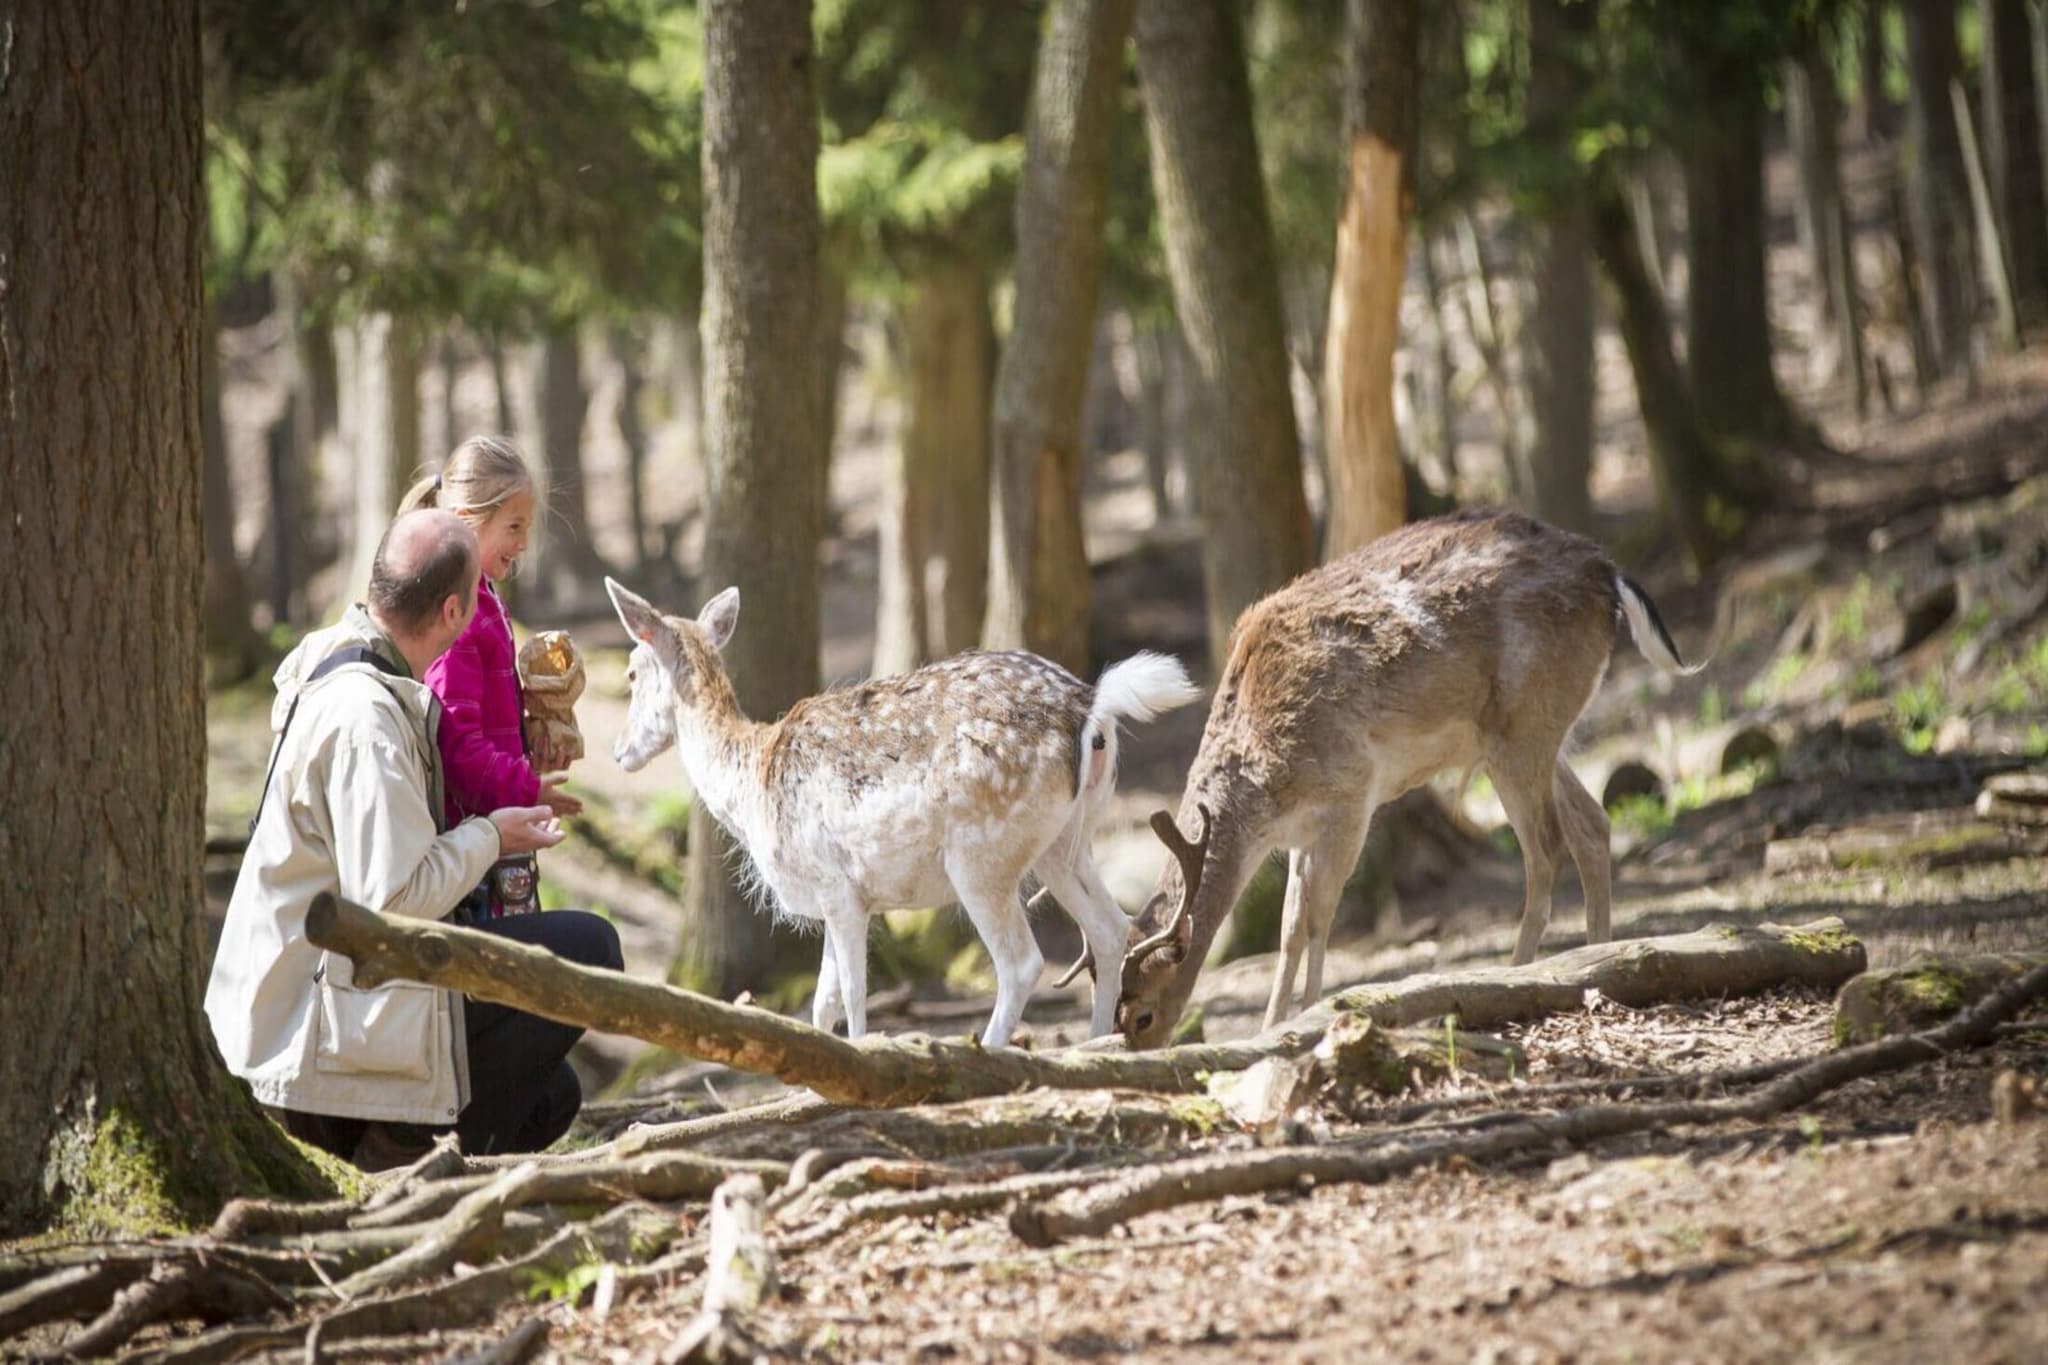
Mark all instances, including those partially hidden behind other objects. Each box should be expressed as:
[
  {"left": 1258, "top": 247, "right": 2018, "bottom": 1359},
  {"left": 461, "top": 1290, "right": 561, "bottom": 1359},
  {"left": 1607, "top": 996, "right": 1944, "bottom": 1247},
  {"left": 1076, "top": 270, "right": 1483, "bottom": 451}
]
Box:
[{"left": 315, "top": 980, "right": 437, "bottom": 1080}]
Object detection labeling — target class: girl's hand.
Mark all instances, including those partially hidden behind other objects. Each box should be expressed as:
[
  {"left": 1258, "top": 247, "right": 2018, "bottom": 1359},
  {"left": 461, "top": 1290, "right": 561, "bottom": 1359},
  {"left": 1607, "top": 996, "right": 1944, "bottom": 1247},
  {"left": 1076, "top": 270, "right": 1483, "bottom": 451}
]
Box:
[{"left": 538, "top": 774, "right": 583, "bottom": 817}]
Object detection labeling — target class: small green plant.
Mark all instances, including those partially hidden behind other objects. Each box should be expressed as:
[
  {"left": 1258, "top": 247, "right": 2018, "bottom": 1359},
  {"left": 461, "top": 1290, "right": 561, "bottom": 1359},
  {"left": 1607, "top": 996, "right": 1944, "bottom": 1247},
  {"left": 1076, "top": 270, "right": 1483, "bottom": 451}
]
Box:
[
  {"left": 1609, "top": 792, "right": 1672, "bottom": 841},
  {"left": 1834, "top": 576, "right": 1873, "bottom": 646},
  {"left": 1696, "top": 684, "right": 1727, "bottom": 727},
  {"left": 1847, "top": 664, "right": 1886, "bottom": 701},
  {"left": 524, "top": 1258, "right": 605, "bottom": 1304},
  {"left": 1443, "top": 1013, "right": 1459, "bottom": 1072},
  {"left": 2023, "top": 724, "right": 2048, "bottom": 760},
  {"left": 1744, "top": 651, "right": 1810, "bottom": 709},
  {"left": 1891, "top": 678, "right": 1945, "bottom": 755},
  {"left": 1796, "top": 1114, "right": 1825, "bottom": 1156}
]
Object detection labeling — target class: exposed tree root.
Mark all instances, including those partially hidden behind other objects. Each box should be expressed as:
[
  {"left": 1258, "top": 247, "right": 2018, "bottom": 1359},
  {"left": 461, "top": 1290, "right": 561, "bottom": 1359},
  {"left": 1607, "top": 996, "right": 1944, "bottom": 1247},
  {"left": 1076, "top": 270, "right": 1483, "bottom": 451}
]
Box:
[
  {"left": 646, "top": 1174, "right": 776, "bottom": 1365},
  {"left": 335, "top": 1162, "right": 546, "bottom": 1300},
  {"left": 1008, "top": 961, "right": 2048, "bottom": 1245},
  {"left": 348, "top": 1151, "right": 788, "bottom": 1231}
]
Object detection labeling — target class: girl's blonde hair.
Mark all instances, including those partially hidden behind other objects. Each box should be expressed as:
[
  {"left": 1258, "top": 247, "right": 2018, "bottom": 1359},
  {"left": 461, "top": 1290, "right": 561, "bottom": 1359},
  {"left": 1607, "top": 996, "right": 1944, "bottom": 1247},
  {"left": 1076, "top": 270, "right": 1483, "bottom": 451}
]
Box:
[{"left": 398, "top": 435, "right": 539, "bottom": 525}]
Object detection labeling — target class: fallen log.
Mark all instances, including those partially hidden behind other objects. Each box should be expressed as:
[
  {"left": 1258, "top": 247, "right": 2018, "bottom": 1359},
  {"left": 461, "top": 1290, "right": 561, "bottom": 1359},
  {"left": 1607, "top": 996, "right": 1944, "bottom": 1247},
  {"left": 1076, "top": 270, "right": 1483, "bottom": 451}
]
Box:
[
  {"left": 347, "top": 1151, "right": 789, "bottom": 1231},
  {"left": 1008, "top": 959, "right": 2048, "bottom": 1246},
  {"left": 1834, "top": 951, "right": 2048, "bottom": 1044},
  {"left": 305, "top": 891, "right": 1865, "bottom": 1107}
]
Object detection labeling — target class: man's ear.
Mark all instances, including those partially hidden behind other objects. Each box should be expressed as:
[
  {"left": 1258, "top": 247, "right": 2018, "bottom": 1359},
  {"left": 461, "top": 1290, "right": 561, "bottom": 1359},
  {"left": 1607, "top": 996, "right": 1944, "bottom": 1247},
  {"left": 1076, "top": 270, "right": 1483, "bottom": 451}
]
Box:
[
  {"left": 607, "top": 577, "right": 673, "bottom": 650},
  {"left": 698, "top": 587, "right": 740, "bottom": 651}
]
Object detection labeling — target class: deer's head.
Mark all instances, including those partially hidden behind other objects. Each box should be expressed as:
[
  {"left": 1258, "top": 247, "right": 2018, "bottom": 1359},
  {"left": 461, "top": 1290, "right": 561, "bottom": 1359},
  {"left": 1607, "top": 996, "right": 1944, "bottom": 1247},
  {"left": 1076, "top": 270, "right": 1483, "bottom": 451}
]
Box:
[
  {"left": 605, "top": 577, "right": 741, "bottom": 772},
  {"left": 1114, "top": 804, "right": 1211, "bottom": 1049}
]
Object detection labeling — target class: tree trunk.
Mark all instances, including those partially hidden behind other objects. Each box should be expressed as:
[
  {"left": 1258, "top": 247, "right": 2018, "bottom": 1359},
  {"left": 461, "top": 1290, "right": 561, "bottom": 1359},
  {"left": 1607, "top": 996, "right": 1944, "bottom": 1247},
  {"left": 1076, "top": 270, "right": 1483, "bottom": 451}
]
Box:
[
  {"left": 1321, "top": 0, "right": 1417, "bottom": 560},
  {"left": 1684, "top": 75, "right": 1805, "bottom": 447},
  {"left": 1787, "top": 47, "right": 1871, "bottom": 416},
  {"left": 612, "top": 324, "right": 651, "bottom": 571},
  {"left": 1130, "top": 314, "right": 1177, "bottom": 523},
  {"left": 1903, "top": 0, "right": 1978, "bottom": 373},
  {"left": 1135, "top": 0, "right": 1313, "bottom": 667},
  {"left": 685, "top": 0, "right": 828, "bottom": 997},
  {"left": 201, "top": 299, "right": 265, "bottom": 681},
  {"left": 985, "top": 0, "right": 1137, "bottom": 673},
  {"left": 815, "top": 266, "right": 848, "bottom": 540},
  {"left": 1523, "top": 0, "right": 1596, "bottom": 533},
  {"left": 1981, "top": 0, "right": 2048, "bottom": 322},
  {"left": 914, "top": 260, "right": 993, "bottom": 661},
  {"left": 538, "top": 321, "right": 607, "bottom": 607},
  {"left": 1590, "top": 173, "right": 1736, "bottom": 569},
  {"left": 343, "top": 312, "right": 422, "bottom": 606},
  {"left": 0, "top": 0, "right": 332, "bottom": 1234},
  {"left": 1860, "top": 0, "right": 1895, "bottom": 143}
]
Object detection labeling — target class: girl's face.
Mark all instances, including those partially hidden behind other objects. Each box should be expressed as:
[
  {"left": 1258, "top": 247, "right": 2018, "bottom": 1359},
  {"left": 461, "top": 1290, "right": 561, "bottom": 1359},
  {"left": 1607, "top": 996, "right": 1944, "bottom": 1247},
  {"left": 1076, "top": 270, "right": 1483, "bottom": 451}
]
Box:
[{"left": 475, "top": 487, "right": 534, "bottom": 583}]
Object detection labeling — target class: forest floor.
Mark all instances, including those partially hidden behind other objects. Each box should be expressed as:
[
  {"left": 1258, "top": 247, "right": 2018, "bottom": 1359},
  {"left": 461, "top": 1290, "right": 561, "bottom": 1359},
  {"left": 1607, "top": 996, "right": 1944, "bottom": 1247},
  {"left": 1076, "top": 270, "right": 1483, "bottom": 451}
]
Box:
[{"left": 171, "top": 338, "right": 2048, "bottom": 1363}]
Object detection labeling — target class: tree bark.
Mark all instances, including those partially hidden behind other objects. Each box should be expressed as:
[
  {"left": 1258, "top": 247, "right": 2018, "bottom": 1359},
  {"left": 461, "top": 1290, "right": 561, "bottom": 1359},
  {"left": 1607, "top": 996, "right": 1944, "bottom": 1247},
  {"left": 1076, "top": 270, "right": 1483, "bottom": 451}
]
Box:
[
  {"left": 1981, "top": 0, "right": 2048, "bottom": 322},
  {"left": 1786, "top": 47, "right": 1871, "bottom": 416},
  {"left": 878, "top": 258, "right": 993, "bottom": 678},
  {"left": 1320, "top": 0, "right": 1417, "bottom": 559},
  {"left": 1136, "top": 0, "right": 1313, "bottom": 667},
  {"left": 612, "top": 324, "right": 651, "bottom": 571},
  {"left": 343, "top": 310, "right": 422, "bottom": 602},
  {"left": 1684, "top": 71, "right": 1805, "bottom": 447},
  {"left": 1523, "top": 0, "right": 1596, "bottom": 534},
  {"left": 1590, "top": 172, "right": 1739, "bottom": 569},
  {"left": 538, "top": 321, "right": 609, "bottom": 606},
  {"left": 1903, "top": 0, "right": 1978, "bottom": 373},
  {"left": 986, "top": 0, "right": 1136, "bottom": 674},
  {"left": 686, "top": 0, "right": 828, "bottom": 996},
  {"left": 0, "top": 0, "right": 332, "bottom": 1234}
]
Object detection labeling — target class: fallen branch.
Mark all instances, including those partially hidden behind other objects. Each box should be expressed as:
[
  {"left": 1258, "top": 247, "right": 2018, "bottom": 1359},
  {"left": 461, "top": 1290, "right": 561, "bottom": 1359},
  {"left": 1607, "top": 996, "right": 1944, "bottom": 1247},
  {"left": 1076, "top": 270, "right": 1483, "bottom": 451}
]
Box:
[
  {"left": 1009, "top": 960, "right": 2048, "bottom": 1245},
  {"left": 443, "top": 1316, "right": 550, "bottom": 1365},
  {"left": 307, "top": 892, "right": 1860, "bottom": 1107}
]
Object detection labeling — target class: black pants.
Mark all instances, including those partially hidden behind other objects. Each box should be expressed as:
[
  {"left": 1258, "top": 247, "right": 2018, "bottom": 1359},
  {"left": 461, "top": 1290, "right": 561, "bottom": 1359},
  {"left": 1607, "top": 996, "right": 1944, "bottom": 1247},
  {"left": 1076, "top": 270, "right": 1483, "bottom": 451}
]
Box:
[{"left": 284, "top": 908, "right": 623, "bottom": 1159}]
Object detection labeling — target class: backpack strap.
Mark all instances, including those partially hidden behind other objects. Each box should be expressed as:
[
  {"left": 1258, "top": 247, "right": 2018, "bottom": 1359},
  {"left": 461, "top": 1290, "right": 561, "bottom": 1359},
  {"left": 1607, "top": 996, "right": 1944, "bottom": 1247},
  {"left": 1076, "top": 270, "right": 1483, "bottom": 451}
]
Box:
[{"left": 247, "top": 646, "right": 406, "bottom": 836}]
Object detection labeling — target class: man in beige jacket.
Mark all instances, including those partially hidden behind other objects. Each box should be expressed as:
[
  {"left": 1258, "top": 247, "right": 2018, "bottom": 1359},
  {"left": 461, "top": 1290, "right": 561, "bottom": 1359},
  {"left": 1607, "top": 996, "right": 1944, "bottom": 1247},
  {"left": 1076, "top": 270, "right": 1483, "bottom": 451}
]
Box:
[{"left": 206, "top": 510, "right": 621, "bottom": 1170}]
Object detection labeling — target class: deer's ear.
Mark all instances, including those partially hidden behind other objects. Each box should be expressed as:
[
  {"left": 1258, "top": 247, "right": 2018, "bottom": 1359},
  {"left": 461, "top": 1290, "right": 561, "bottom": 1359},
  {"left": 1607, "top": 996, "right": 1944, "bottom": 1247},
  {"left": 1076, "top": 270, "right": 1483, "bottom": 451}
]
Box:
[
  {"left": 606, "top": 577, "right": 672, "bottom": 650},
  {"left": 698, "top": 587, "right": 740, "bottom": 651}
]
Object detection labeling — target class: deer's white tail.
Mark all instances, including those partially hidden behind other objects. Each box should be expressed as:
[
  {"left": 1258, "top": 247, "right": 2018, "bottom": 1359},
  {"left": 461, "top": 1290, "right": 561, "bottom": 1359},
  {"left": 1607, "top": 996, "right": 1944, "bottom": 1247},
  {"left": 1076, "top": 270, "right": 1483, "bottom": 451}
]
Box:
[
  {"left": 1075, "top": 652, "right": 1201, "bottom": 798},
  {"left": 1616, "top": 574, "right": 1704, "bottom": 675}
]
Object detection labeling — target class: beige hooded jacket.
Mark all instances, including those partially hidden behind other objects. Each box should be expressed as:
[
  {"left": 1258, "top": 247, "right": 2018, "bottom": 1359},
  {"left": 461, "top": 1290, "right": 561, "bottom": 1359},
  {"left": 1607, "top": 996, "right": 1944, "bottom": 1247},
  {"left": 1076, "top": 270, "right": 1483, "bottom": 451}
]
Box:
[{"left": 205, "top": 606, "right": 501, "bottom": 1124}]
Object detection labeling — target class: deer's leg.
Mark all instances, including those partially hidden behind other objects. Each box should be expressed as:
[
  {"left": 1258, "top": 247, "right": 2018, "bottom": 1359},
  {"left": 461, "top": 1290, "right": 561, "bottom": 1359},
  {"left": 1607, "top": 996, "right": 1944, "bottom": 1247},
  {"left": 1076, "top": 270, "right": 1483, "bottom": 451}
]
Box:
[
  {"left": 812, "top": 932, "right": 846, "bottom": 1035},
  {"left": 1264, "top": 807, "right": 1371, "bottom": 1031},
  {"left": 953, "top": 864, "right": 1045, "bottom": 1048},
  {"left": 1492, "top": 756, "right": 1566, "bottom": 966},
  {"left": 821, "top": 907, "right": 871, "bottom": 1040},
  {"left": 1034, "top": 856, "right": 1131, "bottom": 1038},
  {"left": 1553, "top": 760, "right": 1614, "bottom": 947}
]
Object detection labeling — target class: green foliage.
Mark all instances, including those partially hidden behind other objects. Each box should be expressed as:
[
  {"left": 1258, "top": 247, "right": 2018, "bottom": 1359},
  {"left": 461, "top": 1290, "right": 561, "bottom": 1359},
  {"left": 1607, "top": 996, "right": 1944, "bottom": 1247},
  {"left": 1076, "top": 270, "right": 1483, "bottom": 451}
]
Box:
[
  {"left": 206, "top": 0, "right": 698, "bottom": 324},
  {"left": 524, "top": 1256, "right": 607, "bottom": 1305},
  {"left": 1743, "top": 649, "right": 1810, "bottom": 708},
  {"left": 1609, "top": 792, "right": 1673, "bottom": 841}
]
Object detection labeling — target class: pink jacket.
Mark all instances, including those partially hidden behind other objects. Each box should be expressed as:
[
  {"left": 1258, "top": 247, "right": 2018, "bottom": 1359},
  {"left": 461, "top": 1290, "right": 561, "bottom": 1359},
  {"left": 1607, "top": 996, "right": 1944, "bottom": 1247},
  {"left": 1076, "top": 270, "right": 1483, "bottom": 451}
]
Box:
[{"left": 425, "top": 581, "right": 540, "bottom": 824}]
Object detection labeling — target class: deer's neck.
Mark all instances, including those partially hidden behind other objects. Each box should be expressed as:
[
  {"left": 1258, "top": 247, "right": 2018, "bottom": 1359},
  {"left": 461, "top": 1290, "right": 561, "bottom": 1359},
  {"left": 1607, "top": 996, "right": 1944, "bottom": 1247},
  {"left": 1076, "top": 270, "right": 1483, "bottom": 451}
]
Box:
[
  {"left": 1169, "top": 777, "right": 1279, "bottom": 1006},
  {"left": 671, "top": 675, "right": 771, "bottom": 840}
]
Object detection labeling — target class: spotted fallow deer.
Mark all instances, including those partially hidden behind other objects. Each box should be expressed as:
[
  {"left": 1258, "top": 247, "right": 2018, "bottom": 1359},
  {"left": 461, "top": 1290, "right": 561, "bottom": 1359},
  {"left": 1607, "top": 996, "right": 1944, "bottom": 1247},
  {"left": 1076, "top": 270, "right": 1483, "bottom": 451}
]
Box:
[
  {"left": 605, "top": 578, "right": 1200, "bottom": 1047},
  {"left": 1113, "top": 510, "right": 1700, "bottom": 1049}
]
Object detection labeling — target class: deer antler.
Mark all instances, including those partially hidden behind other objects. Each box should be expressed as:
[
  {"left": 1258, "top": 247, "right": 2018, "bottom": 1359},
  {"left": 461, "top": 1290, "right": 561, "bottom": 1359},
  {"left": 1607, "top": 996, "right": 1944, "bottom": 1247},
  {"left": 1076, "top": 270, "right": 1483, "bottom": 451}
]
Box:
[{"left": 1124, "top": 804, "right": 1211, "bottom": 967}]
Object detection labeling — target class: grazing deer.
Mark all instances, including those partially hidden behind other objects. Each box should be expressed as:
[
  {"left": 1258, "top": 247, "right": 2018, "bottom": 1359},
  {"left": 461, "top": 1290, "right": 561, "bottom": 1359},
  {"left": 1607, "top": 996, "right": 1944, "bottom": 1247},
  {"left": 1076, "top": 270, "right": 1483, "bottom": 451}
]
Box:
[
  {"left": 605, "top": 579, "right": 1199, "bottom": 1047},
  {"left": 1113, "top": 510, "right": 1699, "bottom": 1049}
]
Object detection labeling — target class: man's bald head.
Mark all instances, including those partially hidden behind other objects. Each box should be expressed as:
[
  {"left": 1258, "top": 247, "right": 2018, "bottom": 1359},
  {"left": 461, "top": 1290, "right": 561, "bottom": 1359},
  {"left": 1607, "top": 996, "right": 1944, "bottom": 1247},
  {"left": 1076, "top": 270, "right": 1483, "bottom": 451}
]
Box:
[{"left": 369, "top": 509, "right": 479, "bottom": 637}]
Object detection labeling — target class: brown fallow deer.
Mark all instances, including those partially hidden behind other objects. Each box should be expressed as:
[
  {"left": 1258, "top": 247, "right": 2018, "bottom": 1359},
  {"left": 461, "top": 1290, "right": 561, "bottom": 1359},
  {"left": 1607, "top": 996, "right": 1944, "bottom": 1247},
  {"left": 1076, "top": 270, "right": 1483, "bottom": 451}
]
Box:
[
  {"left": 1112, "top": 510, "right": 1701, "bottom": 1050},
  {"left": 606, "top": 579, "right": 1200, "bottom": 1048}
]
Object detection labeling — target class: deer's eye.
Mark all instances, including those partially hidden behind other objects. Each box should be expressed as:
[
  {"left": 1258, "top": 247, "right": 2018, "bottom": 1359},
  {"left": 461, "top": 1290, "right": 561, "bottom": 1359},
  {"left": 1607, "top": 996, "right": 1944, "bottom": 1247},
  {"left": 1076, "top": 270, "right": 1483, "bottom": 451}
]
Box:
[{"left": 1132, "top": 1011, "right": 1155, "bottom": 1035}]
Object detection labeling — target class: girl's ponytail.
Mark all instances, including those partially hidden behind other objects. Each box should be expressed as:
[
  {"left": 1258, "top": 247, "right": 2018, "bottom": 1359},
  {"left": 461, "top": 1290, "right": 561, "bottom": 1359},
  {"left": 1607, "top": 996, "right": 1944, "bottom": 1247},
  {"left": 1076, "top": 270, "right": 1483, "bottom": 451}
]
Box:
[{"left": 396, "top": 471, "right": 443, "bottom": 514}]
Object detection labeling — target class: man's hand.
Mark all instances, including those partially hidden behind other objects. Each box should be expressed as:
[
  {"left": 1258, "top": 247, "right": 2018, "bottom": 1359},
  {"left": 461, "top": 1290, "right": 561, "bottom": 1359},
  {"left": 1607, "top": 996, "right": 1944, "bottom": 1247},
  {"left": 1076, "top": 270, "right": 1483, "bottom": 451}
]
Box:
[
  {"left": 538, "top": 774, "right": 583, "bottom": 817},
  {"left": 490, "top": 805, "right": 565, "bottom": 854}
]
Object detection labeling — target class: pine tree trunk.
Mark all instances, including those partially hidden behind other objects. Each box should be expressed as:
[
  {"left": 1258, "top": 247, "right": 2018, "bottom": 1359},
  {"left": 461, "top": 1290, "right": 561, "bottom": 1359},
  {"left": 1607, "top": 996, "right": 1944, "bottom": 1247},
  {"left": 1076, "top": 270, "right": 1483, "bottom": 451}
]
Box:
[
  {"left": 613, "top": 324, "right": 652, "bottom": 570},
  {"left": 201, "top": 299, "right": 265, "bottom": 681},
  {"left": 1523, "top": 0, "right": 1595, "bottom": 533},
  {"left": 1135, "top": 0, "right": 1313, "bottom": 667},
  {"left": 1787, "top": 48, "right": 1871, "bottom": 416},
  {"left": 683, "top": 0, "right": 827, "bottom": 997},
  {"left": 878, "top": 259, "right": 993, "bottom": 676},
  {"left": 986, "top": 0, "right": 1136, "bottom": 673},
  {"left": 1590, "top": 173, "right": 1735, "bottom": 569},
  {"left": 0, "top": 0, "right": 332, "bottom": 1234},
  {"left": 276, "top": 277, "right": 342, "bottom": 625},
  {"left": 1981, "top": 0, "right": 2048, "bottom": 321},
  {"left": 1860, "top": 0, "right": 1895, "bottom": 143},
  {"left": 539, "top": 321, "right": 607, "bottom": 607},
  {"left": 1321, "top": 0, "right": 1417, "bottom": 559},
  {"left": 815, "top": 267, "right": 848, "bottom": 539},
  {"left": 344, "top": 311, "right": 422, "bottom": 603},
  {"left": 1684, "top": 77, "right": 1804, "bottom": 446},
  {"left": 1903, "top": 0, "right": 1978, "bottom": 372}
]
